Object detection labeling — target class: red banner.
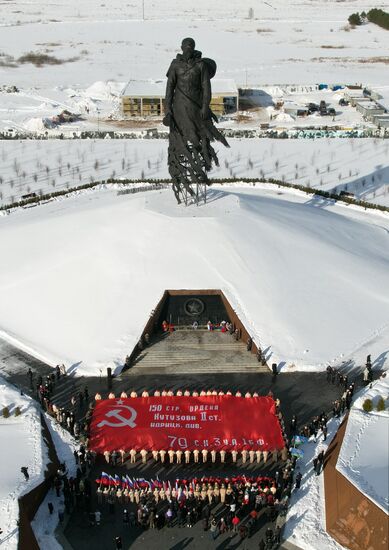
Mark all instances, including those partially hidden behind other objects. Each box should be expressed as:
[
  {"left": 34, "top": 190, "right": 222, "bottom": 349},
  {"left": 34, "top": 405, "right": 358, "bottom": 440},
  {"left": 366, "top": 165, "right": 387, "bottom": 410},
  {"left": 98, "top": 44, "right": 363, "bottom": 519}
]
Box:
[{"left": 89, "top": 396, "right": 284, "bottom": 453}]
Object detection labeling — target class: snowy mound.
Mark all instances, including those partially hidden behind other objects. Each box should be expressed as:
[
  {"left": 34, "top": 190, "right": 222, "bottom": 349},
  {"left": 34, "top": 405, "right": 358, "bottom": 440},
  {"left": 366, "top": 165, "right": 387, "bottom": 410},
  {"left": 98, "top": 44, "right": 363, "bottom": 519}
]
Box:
[
  {"left": 144, "top": 189, "right": 241, "bottom": 218},
  {"left": 337, "top": 374, "right": 389, "bottom": 514},
  {"left": 0, "top": 186, "right": 388, "bottom": 377},
  {"left": 275, "top": 112, "right": 294, "bottom": 122},
  {"left": 84, "top": 80, "right": 120, "bottom": 100},
  {"left": 24, "top": 117, "right": 46, "bottom": 133}
]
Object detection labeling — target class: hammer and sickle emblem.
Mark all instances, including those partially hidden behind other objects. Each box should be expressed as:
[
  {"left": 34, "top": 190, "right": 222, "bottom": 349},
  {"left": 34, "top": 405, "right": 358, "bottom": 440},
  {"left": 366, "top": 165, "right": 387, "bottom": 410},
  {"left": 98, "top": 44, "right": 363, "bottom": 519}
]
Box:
[{"left": 97, "top": 404, "right": 137, "bottom": 428}]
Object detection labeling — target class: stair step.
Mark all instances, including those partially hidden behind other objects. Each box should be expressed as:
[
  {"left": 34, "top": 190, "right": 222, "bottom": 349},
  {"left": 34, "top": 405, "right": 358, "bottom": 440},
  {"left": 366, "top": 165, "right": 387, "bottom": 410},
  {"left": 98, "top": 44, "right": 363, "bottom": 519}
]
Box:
[
  {"left": 130, "top": 331, "right": 261, "bottom": 374},
  {"left": 127, "top": 367, "right": 268, "bottom": 375}
]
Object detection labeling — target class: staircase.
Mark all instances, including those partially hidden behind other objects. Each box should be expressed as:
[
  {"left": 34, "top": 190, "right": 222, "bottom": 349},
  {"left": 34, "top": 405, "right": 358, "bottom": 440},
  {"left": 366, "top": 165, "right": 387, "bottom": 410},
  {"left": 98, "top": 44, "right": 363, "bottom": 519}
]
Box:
[{"left": 127, "top": 330, "right": 269, "bottom": 374}]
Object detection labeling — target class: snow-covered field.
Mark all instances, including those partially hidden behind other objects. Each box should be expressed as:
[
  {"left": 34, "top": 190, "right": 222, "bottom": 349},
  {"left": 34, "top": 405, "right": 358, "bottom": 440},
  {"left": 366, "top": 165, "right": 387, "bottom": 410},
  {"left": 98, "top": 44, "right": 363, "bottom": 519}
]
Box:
[
  {"left": 0, "top": 0, "right": 388, "bottom": 132},
  {"left": 0, "top": 186, "right": 388, "bottom": 377},
  {"left": 337, "top": 374, "right": 389, "bottom": 514},
  {"left": 0, "top": 0, "right": 388, "bottom": 88},
  {"left": 0, "top": 378, "right": 48, "bottom": 549},
  {"left": 0, "top": 138, "right": 388, "bottom": 208}
]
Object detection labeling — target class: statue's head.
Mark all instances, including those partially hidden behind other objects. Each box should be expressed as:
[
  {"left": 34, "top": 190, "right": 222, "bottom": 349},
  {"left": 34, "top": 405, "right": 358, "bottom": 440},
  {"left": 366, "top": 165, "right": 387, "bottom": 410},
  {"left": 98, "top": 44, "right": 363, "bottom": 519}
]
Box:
[{"left": 181, "top": 37, "right": 195, "bottom": 59}]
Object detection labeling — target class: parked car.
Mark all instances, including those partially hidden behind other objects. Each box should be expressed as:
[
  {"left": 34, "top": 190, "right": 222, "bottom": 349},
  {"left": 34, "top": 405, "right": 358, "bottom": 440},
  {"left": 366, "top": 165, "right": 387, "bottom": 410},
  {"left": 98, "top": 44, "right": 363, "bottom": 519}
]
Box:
[{"left": 307, "top": 102, "right": 319, "bottom": 114}]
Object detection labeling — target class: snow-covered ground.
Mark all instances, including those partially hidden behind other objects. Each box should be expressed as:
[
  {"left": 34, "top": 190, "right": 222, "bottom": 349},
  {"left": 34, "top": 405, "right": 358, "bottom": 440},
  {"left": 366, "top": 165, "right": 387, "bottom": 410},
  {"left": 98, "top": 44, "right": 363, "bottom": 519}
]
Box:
[
  {"left": 0, "top": 377, "right": 48, "bottom": 549},
  {"left": 336, "top": 374, "right": 389, "bottom": 515},
  {"left": 0, "top": 138, "right": 388, "bottom": 208},
  {"left": 0, "top": 0, "right": 388, "bottom": 88},
  {"left": 0, "top": 186, "right": 388, "bottom": 377},
  {"left": 0, "top": 0, "right": 388, "bottom": 132},
  {"left": 0, "top": 83, "right": 382, "bottom": 135},
  {"left": 31, "top": 413, "right": 78, "bottom": 550},
  {"left": 284, "top": 416, "right": 346, "bottom": 550}
]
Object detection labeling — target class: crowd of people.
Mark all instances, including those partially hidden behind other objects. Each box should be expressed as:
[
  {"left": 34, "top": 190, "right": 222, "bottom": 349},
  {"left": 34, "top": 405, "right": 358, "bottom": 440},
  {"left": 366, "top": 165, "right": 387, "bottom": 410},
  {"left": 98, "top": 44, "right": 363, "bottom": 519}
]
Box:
[
  {"left": 20, "top": 351, "right": 368, "bottom": 549},
  {"left": 44, "top": 445, "right": 96, "bottom": 523},
  {"left": 27, "top": 365, "right": 92, "bottom": 442},
  {"left": 102, "top": 446, "right": 289, "bottom": 467},
  {"left": 95, "top": 388, "right": 276, "bottom": 400},
  {"left": 91, "top": 472, "right": 297, "bottom": 548}
]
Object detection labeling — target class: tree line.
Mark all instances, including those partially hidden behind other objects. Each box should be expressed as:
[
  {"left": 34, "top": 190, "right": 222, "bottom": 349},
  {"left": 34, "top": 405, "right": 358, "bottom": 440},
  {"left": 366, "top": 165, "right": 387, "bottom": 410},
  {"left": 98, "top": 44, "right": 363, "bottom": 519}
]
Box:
[{"left": 348, "top": 9, "right": 389, "bottom": 30}]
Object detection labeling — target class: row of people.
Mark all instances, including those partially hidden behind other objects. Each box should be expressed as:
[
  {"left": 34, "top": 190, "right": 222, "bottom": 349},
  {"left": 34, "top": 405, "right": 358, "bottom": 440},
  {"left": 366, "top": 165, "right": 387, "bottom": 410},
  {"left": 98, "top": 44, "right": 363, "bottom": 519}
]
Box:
[
  {"left": 95, "top": 389, "right": 279, "bottom": 400},
  {"left": 96, "top": 479, "right": 278, "bottom": 506},
  {"left": 103, "top": 447, "right": 288, "bottom": 465}
]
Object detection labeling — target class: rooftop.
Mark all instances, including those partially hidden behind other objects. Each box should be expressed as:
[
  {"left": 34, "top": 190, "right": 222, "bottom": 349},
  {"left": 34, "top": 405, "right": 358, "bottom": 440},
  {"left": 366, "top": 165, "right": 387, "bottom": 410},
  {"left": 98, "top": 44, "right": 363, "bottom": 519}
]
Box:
[
  {"left": 369, "top": 86, "right": 389, "bottom": 111},
  {"left": 122, "top": 78, "right": 238, "bottom": 97},
  {"left": 356, "top": 102, "right": 384, "bottom": 111}
]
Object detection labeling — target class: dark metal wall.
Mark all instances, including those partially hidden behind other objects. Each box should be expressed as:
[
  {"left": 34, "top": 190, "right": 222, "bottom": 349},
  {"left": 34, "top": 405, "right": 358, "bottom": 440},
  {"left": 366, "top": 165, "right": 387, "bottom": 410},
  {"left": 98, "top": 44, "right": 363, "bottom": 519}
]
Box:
[{"left": 159, "top": 293, "right": 230, "bottom": 327}]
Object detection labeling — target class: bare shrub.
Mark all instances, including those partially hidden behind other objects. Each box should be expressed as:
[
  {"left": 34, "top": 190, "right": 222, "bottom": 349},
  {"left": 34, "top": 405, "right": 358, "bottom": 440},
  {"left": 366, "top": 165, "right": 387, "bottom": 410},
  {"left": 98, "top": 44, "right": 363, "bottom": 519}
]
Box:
[{"left": 18, "top": 52, "right": 79, "bottom": 67}]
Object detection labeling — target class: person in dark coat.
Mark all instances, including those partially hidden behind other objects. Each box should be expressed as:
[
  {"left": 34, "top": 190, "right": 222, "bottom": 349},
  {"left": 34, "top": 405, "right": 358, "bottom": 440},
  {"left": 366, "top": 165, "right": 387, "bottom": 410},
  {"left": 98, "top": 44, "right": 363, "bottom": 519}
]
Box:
[
  {"left": 295, "top": 472, "right": 302, "bottom": 489},
  {"left": 322, "top": 424, "right": 328, "bottom": 441},
  {"left": 274, "top": 525, "right": 282, "bottom": 543},
  {"left": 290, "top": 415, "right": 297, "bottom": 435},
  {"left": 123, "top": 510, "right": 129, "bottom": 525},
  {"left": 326, "top": 365, "right": 332, "bottom": 382},
  {"left": 114, "top": 536, "right": 122, "bottom": 550},
  {"left": 27, "top": 368, "right": 33, "bottom": 388},
  {"left": 265, "top": 526, "right": 273, "bottom": 542},
  {"left": 317, "top": 450, "right": 325, "bottom": 474}
]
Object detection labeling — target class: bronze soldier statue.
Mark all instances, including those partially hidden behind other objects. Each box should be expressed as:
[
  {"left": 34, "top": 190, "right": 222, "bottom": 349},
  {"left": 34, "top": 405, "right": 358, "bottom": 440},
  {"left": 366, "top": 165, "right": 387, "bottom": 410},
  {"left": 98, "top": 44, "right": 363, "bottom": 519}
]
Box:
[{"left": 163, "top": 37, "right": 229, "bottom": 204}]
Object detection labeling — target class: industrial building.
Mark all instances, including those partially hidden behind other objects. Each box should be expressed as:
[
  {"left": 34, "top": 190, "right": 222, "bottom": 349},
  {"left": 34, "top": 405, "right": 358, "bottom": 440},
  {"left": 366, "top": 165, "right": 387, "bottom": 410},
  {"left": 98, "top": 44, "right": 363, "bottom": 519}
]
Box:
[
  {"left": 373, "top": 114, "right": 389, "bottom": 128},
  {"left": 121, "top": 79, "right": 239, "bottom": 118},
  {"left": 344, "top": 89, "right": 365, "bottom": 106},
  {"left": 355, "top": 101, "right": 385, "bottom": 120}
]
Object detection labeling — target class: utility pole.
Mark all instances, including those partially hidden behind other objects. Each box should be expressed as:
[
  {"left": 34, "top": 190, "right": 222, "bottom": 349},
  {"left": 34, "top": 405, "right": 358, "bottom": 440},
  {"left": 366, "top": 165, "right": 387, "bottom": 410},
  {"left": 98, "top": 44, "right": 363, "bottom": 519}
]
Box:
[{"left": 142, "top": 0, "right": 145, "bottom": 20}]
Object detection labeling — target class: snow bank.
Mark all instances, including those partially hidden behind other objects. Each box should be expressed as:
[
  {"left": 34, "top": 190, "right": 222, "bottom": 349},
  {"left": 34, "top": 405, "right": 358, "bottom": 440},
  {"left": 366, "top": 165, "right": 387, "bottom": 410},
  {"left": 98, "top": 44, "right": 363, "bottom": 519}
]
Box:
[
  {"left": 0, "top": 377, "right": 49, "bottom": 549},
  {"left": 85, "top": 80, "right": 121, "bottom": 100},
  {"left": 337, "top": 374, "right": 389, "bottom": 514},
  {"left": 23, "top": 117, "right": 46, "bottom": 133},
  {"left": 31, "top": 413, "right": 78, "bottom": 549},
  {"left": 275, "top": 112, "right": 294, "bottom": 122},
  {"left": 0, "top": 186, "right": 388, "bottom": 378}
]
